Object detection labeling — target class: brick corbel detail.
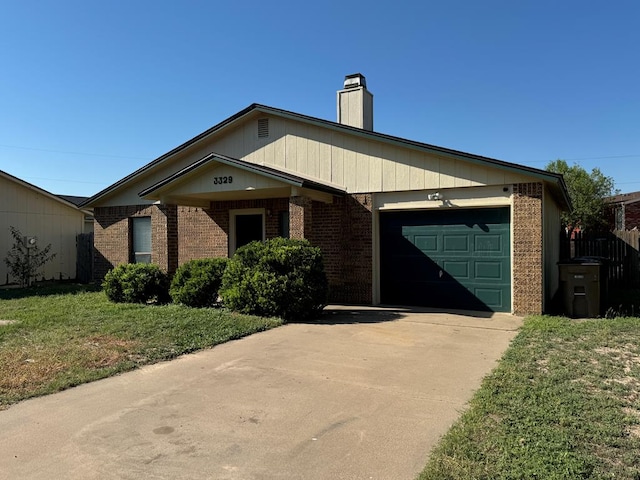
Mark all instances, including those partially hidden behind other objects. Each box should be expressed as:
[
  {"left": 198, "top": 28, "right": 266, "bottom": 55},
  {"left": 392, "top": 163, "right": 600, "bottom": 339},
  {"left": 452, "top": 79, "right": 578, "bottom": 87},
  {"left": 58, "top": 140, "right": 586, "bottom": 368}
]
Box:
[
  {"left": 289, "top": 196, "right": 313, "bottom": 241},
  {"left": 512, "top": 183, "right": 543, "bottom": 315}
]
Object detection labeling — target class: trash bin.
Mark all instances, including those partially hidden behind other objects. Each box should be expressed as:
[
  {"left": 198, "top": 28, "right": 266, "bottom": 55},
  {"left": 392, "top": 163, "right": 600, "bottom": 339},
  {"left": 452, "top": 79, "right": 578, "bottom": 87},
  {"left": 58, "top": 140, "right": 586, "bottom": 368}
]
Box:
[{"left": 558, "top": 257, "right": 607, "bottom": 318}]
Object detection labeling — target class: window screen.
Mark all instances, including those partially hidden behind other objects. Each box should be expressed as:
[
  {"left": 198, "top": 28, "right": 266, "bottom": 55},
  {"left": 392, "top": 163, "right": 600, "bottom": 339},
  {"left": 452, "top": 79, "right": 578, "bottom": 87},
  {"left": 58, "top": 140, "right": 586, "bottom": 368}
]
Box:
[{"left": 132, "top": 217, "right": 151, "bottom": 263}]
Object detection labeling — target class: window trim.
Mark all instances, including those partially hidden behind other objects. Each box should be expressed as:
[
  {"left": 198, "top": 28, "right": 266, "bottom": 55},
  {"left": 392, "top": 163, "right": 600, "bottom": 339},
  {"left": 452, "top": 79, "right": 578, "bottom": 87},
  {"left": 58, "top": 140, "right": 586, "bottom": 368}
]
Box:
[{"left": 130, "top": 216, "right": 152, "bottom": 264}]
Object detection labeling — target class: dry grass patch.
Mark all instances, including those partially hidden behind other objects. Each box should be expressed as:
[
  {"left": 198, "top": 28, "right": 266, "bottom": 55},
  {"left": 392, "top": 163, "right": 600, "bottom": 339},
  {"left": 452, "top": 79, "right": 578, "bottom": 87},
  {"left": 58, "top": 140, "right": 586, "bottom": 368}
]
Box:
[
  {"left": 0, "top": 336, "right": 140, "bottom": 400},
  {"left": 0, "top": 346, "right": 69, "bottom": 393},
  {"left": 0, "top": 285, "right": 282, "bottom": 407}
]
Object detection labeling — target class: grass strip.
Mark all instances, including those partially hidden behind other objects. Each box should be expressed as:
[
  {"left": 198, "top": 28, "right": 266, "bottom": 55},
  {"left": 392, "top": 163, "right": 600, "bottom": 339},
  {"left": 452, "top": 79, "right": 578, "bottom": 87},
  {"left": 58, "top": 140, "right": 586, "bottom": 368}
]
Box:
[
  {"left": 0, "top": 284, "right": 282, "bottom": 407},
  {"left": 419, "top": 315, "right": 640, "bottom": 480}
]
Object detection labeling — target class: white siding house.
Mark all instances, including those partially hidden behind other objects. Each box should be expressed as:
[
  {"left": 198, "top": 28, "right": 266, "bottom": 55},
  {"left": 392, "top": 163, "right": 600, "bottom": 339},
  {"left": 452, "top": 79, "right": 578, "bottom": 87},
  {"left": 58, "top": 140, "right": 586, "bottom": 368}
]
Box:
[{"left": 0, "top": 170, "right": 89, "bottom": 285}]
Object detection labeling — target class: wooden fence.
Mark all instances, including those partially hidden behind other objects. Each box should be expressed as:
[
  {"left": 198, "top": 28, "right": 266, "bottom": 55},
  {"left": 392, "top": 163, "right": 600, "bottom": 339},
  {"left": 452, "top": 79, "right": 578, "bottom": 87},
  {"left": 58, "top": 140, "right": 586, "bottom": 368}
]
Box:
[
  {"left": 561, "top": 230, "right": 640, "bottom": 287},
  {"left": 76, "top": 232, "right": 94, "bottom": 283}
]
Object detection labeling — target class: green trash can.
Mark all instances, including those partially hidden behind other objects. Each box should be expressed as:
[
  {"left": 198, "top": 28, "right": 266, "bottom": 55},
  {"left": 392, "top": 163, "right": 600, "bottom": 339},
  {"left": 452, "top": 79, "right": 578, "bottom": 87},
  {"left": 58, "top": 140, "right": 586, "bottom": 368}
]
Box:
[{"left": 558, "top": 258, "right": 606, "bottom": 318}]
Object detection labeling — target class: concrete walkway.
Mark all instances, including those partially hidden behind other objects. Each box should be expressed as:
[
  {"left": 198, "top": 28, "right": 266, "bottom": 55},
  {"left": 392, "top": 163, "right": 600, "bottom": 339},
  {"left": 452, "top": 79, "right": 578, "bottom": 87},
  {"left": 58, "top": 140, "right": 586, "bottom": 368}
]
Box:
[{"left": 0, "top": 306, "right": 522, "bottom": 480}]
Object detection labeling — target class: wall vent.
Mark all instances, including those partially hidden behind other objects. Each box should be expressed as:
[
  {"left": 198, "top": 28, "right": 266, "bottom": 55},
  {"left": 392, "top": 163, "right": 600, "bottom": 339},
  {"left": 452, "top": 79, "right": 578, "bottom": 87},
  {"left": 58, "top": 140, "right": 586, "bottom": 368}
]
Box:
[{"left": 258, "top": 118, "right": 269, "bottom": 138}]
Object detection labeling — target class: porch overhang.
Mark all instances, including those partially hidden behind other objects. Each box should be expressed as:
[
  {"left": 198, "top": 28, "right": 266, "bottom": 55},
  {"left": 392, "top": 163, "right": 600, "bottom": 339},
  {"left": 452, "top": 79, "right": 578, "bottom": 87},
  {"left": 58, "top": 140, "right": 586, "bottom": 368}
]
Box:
[{"left": 139, "top": 152, "right": 346, "bottom": 207}]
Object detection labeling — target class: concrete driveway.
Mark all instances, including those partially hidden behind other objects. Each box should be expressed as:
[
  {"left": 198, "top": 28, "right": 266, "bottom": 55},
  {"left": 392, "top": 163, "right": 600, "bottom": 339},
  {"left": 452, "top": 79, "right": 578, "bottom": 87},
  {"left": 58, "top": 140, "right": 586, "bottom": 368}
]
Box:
[{"left": 0, "top": 306, "right": 521, "bottom": 480}]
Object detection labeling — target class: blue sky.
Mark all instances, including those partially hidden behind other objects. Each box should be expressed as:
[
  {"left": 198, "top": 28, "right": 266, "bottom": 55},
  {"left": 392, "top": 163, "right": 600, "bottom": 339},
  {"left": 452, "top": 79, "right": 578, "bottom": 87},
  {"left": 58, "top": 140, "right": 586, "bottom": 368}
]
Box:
[{"left": 1, "top": 1, "right": 638, "bottom": 197}]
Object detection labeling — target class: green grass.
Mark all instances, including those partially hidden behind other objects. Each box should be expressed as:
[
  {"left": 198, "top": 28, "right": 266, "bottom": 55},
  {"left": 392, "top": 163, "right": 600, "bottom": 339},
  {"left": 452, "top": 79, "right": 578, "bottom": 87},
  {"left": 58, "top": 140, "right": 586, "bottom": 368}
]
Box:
[
  {"left": 0, "top": 283, "right": 282, "bottom": 407},
  {"left": 419, "top": 315, "right": 640, "bottom": 480}
]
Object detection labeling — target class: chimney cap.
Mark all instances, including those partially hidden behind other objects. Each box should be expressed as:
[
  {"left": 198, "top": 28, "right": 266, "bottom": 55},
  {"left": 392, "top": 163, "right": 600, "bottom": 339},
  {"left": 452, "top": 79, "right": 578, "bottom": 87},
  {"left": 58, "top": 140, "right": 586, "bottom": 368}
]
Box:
[{"left": 344, "top": 73, "right": 367, "bottom": 89}]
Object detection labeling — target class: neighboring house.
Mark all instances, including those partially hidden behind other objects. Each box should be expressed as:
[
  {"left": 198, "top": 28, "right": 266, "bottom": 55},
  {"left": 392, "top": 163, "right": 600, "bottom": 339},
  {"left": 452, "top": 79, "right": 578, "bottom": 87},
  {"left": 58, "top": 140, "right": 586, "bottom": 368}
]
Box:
[
  {"left": 82, "top": 74, "right": 570, "bottom": 315},
  {"left": 0, "top": 170, "right": 90, "bottom": 285},
  {"left": 607, "top": 191, "right": 640, "bottom": 230}
]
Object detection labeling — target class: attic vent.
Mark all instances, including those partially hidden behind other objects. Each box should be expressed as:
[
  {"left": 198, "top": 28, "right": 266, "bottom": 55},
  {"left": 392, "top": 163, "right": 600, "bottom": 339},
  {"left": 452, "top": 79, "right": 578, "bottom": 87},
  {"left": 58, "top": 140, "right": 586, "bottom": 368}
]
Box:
[{"left": 258, "top": 118, "right": 269, "bottom": 138}]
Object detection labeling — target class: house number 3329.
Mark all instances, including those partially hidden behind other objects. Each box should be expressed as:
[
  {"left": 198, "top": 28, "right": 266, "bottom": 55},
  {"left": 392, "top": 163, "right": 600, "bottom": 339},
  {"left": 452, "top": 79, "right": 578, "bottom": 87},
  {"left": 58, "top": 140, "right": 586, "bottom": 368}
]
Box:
[{"left": 213, "top": 176, "right": 233, "bottom": 185}]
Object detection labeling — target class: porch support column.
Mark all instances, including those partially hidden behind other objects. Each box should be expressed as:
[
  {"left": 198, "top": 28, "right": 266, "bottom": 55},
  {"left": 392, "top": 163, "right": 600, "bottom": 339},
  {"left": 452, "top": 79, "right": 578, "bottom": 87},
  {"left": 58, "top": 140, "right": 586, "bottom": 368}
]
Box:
[
  {"left": 289, "top": 196, "right": 313, "bottom": 242},
  {"left": 512, "top": 183, "right": 543, "bottom": 315},
  {"left": 152, "top": 203, "right": 178, "bottom": 275}
]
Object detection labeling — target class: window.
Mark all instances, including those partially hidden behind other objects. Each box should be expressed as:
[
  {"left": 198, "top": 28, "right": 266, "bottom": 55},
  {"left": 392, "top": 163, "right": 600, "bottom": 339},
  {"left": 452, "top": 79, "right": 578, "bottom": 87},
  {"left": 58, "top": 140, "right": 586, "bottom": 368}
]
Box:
[{"left": 131, "top": 217, "right": 151, "bottom": 263}]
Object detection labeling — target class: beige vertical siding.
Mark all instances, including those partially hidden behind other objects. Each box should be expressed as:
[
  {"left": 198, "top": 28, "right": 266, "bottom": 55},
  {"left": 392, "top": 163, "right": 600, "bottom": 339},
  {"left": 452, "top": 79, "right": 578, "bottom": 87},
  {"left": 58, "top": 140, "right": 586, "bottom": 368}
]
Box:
[
  {"left": 227, "top": 116, "right": 532, "bottom": 193},
  {"left": 98, "top": 113, "right": 536, "bottom": 206},
  {"left": 0, "top": 176, "right": 85, "bottom": 284}
]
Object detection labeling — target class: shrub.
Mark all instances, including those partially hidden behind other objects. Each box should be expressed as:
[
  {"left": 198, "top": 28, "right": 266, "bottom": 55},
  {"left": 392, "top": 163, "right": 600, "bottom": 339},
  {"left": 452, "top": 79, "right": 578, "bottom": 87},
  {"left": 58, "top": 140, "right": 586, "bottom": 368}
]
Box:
[
  {"left": 219, "top": 238, "right": 328, "bottom": 321},
  {"left": 103, "top": 263, "right": 169, "bottom": 304},
  {"left": 170, "top": 258, "right": 229, "bottom": 307}
]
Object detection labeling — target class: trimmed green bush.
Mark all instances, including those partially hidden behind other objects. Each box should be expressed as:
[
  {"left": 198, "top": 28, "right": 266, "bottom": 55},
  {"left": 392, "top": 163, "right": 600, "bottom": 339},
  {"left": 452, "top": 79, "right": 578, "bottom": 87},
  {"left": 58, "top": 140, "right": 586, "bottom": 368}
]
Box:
[
  {"left": 219, "top": 238, "right": 328, "bottom": 321},
  {"left": 103, "top": 263, "right": 169, "bottom": 304},
  {"left": 170, "top": 258, "right": 229, "bottom": 307}
]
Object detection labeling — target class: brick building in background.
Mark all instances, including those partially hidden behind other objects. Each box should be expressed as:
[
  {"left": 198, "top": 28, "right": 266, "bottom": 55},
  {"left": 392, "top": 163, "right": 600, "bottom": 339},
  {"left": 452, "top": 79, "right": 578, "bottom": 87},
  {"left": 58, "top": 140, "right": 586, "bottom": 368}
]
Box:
[
  {"left": 82, "top": 74, "right": 570, "bottom": 315},
  {"left": 607, "top": 191, "right": 640, "bottom": 231}
]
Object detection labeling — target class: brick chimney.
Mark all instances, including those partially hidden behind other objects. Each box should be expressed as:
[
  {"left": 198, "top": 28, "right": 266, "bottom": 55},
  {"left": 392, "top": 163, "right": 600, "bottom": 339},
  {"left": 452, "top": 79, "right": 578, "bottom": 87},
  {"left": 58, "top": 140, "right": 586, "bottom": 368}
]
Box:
[{"left": 336, "top": 73, "right": 373, "bottom": 131}]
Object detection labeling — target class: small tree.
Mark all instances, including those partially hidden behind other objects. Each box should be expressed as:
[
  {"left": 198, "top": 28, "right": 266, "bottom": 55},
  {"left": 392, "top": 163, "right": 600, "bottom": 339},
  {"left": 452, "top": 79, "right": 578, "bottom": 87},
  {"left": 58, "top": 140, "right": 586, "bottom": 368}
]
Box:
[
  {"left": 546, "top": 160, "right": 616, "bottom": 233},
  {"left": 4, "top": 226, "right": 56, "bottom": 287}
]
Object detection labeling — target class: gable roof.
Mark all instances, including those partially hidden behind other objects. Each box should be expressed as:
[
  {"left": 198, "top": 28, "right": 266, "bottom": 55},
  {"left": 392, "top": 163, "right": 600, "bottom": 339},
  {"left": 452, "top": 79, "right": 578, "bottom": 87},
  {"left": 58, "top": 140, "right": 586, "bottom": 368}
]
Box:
[
  {"left": 0, "top": 169, "right": 86, "bottom": 212},
  {"left": 81, "top": 103, "right": 571, "bottom": 209},
  {"left": 139, "top": 152, "right": 346, "bottom": 199}
]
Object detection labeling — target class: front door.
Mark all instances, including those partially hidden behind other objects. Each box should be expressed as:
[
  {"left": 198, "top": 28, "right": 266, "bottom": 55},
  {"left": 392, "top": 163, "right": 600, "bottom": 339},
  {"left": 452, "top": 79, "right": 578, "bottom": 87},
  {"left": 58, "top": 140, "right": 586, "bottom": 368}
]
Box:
[{"left": 235, "top": 213, "right": 264, "bottom": 251}]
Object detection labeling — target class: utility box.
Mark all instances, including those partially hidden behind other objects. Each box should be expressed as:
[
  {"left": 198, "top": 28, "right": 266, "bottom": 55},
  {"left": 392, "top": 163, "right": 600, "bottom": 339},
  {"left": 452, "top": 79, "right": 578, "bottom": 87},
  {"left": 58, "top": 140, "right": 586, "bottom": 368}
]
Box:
[{"left": 558, "top": 258, "right": 606, "bottom": 318}]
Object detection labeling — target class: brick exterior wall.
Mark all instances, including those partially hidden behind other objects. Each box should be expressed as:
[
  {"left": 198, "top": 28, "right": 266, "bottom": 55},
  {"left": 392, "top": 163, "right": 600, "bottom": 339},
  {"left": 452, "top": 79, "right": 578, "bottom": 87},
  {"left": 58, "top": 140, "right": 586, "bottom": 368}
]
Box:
[
  {"left": 289, "top": 196, "right": 313, "bottom": 241},
  {"left": 93, "top": 195, "right": 373, "bottom": 305},
  {"left": 154, "top": 204, "right": 178, "bottom": 274},
  {"left": 625, "top": 202, "right": 640, "bottom": 230},
  {"left": 176, "top": 198, "right": 289, "bottom": 262},
  {"left": 94, "top": 187, "right": 548, "bottom": 312},
  {"left": 512, "top": 182, "right": 544, "bottom": 315},
  {"left": 93, "top": 205, "right": 168, "bottom": 279},
  {"left": 313, "top": 194, "right": 373, "bottom": 304}
]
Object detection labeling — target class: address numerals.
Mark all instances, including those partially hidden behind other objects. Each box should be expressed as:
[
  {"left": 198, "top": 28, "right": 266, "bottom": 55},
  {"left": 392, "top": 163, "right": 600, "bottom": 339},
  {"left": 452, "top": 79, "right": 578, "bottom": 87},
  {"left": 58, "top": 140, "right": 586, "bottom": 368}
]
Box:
[{"left": 213, "top": 176, "right": 233, "bottom": 185}]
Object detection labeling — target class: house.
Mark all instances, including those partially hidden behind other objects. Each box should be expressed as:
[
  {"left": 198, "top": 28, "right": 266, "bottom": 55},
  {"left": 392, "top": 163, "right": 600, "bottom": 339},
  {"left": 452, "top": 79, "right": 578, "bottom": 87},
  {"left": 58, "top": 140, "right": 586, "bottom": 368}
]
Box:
[
  {"left": 607, "top": 191, "right": 640, "bottom": 230},
  {"left": 82, "top": 74, "right": 570, "bottom": 315},
  {"left": 0, "top": 170, "right": 91, "bottom": 285}
]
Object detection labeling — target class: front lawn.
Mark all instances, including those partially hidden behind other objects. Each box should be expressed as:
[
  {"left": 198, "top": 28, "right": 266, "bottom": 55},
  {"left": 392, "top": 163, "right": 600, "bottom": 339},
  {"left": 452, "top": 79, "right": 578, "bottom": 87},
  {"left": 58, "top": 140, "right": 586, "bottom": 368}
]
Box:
[
  {"left": 0, "top": 284, "right": 282, "bottom": 408},
  {"left": 419, "top": 315, "right": 640, "bottom": 479}
]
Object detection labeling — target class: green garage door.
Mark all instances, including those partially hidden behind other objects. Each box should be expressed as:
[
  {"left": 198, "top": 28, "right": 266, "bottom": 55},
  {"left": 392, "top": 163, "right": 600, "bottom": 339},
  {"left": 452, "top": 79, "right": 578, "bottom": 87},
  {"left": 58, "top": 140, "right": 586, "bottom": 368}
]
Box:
[{"left": 380, "top": 208, "right": 511, "bottom": 312}]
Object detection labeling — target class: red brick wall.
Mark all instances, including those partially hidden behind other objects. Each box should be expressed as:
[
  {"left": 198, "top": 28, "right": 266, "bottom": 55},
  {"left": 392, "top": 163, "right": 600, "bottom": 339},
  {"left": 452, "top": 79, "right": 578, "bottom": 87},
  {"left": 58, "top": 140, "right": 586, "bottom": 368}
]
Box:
[
  {"left": 154, "top": 204, "right": 178, "bottom": 274},
  {"left": 313, "top": 194, "right": 372, "bottom": 304},
  {"left": 93, "top": 195, "right": 373, "bottom": 305},
  {"left": 512, "top": 183, "right": 544, "bottom": 315},
  {"left": 94, "top": 205, "right": 156, "bottom": 279},
  {"left": 177, "top": 198, "right": 289, "bottom": 263},
  {"left": 289, "top": 196, "right": 313, "bottom": 241},
  {"left": 625, "top": 202, "right": 640, "bottom": 230}
]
